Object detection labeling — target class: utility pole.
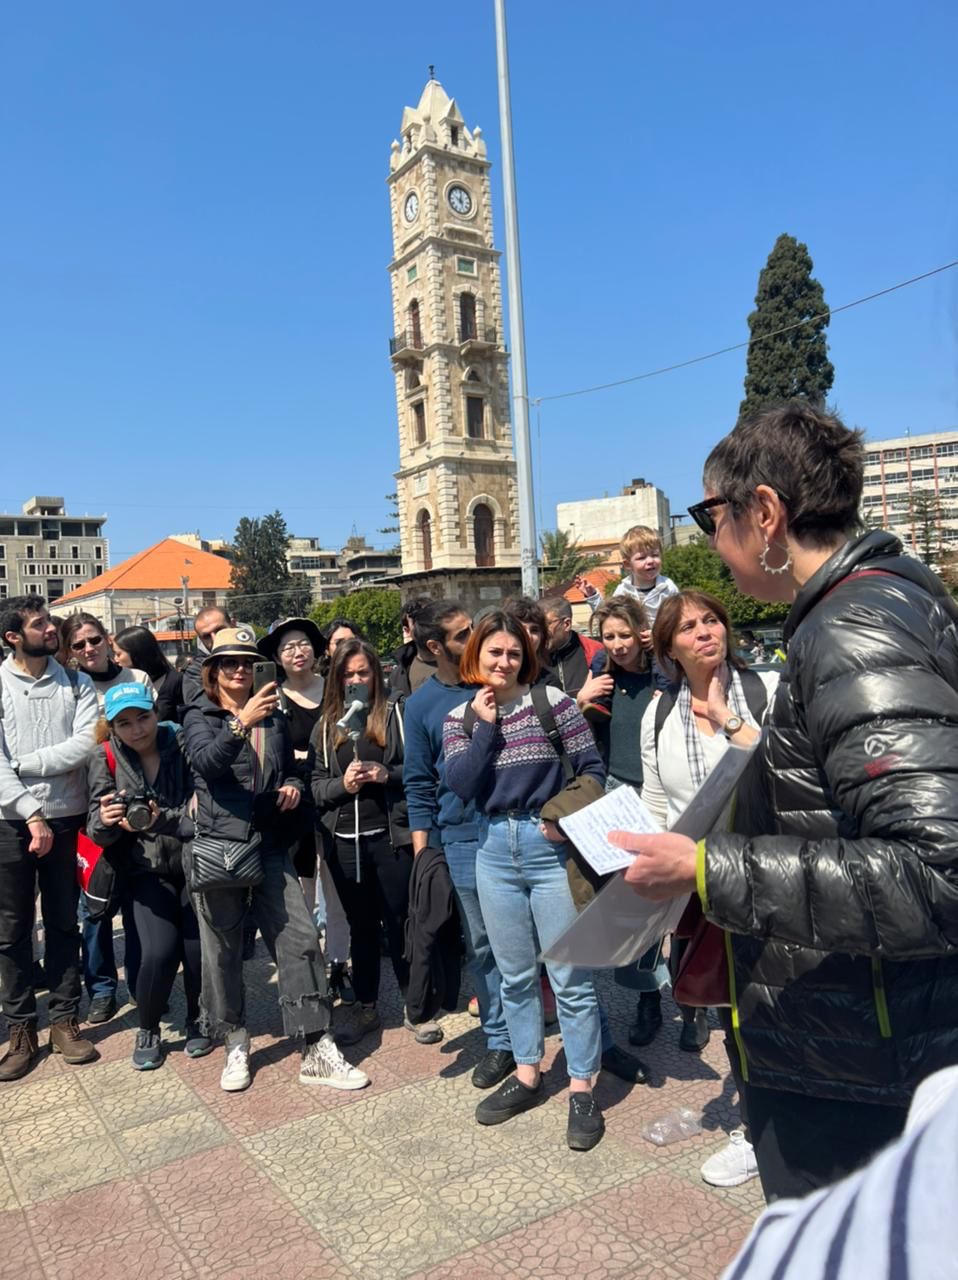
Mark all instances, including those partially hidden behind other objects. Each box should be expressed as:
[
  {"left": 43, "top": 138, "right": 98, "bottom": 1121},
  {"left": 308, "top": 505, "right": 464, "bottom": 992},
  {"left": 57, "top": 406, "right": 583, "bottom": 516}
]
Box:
[{"left": 494, "top": 0, "right": 538, "bottom": 597}]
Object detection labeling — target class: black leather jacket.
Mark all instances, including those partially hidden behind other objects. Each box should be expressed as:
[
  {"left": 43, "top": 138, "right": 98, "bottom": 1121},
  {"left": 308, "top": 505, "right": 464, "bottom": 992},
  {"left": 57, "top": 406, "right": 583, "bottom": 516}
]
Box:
[
  {"left": 182, "top": 696, "right": 304, "bottom": 849},
  {"left": 705, "top": 532, "right": 958, "bottom": 1105}
]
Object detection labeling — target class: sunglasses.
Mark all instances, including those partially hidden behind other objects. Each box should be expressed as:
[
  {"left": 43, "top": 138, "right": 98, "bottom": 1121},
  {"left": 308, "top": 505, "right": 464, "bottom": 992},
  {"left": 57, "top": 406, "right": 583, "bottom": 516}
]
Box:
[
  {"left": 71, "top": 635, "right": 105, "bottom": 652},
  {"left": 219, "top": 657, "right": 254, "bottom": 673},
  {"left": 686, "top": 497, "right": 729, "bottom": 537}
]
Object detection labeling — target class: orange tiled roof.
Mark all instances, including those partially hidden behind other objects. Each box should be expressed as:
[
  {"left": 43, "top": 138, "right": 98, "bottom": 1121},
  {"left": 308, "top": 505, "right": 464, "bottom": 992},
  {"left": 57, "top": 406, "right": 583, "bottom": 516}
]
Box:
[
  {"left": 563, "top": 568, "right": 618, "bottom": 603},
  {"left": 56, "top": 538, "right": 232, "bottom": 604}
]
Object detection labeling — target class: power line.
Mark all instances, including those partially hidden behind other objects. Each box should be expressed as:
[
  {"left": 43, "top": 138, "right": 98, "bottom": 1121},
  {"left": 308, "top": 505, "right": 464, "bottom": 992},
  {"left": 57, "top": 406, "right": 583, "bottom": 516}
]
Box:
[{"left": 531, "top": 259, "right": 958, "bottom": 405}]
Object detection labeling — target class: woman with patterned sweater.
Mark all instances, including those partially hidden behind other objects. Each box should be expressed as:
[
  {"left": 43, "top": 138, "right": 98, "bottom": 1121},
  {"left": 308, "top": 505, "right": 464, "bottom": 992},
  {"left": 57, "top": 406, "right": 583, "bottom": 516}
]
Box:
[{"left": 443, "top": 610, "right": 607, "bottom": 1151}]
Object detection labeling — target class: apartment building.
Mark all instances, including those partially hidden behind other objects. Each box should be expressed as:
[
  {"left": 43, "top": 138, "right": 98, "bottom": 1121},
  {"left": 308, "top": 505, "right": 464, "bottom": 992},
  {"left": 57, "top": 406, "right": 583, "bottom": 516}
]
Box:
[
  {"left": 0, "top": 496, "right": 108, "bottom": 603},
  {"left": 861, "top": 430, "right": 958, "bottom": 560}
]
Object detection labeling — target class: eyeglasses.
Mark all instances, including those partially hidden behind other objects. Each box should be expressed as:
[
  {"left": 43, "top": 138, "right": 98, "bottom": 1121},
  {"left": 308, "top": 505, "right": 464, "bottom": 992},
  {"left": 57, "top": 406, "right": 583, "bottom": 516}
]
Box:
[
  {"left": 219, "top": 658, "right": 254, "bottom": 673},
  {"left": 686, "top": 497, "right": 729, "bottom": 536},
  {"left": 279, "top": 641, "right": 313, "bottom": 655},
  {"left": 71, "top": 635, "right": 104, "bottom": 652}
]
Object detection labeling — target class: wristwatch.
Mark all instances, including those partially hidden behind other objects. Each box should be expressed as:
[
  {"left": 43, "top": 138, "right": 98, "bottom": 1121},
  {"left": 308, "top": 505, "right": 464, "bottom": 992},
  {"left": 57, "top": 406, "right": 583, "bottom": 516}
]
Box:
[{"left": 723, "top": 714, "right": 745, "bottom": 739}]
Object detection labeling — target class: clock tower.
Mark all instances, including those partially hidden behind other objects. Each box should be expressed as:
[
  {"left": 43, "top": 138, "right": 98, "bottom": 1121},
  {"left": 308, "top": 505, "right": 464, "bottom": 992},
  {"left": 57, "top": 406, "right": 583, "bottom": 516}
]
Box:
[{"left": 387, "top": 74, "right": 521, "bottom": 602}]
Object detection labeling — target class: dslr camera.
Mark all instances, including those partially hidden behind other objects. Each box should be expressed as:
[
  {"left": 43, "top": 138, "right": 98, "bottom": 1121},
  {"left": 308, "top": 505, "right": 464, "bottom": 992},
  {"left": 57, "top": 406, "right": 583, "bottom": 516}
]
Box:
[{"left": 113, "top": 791, "right": 154, "bottom": 832}]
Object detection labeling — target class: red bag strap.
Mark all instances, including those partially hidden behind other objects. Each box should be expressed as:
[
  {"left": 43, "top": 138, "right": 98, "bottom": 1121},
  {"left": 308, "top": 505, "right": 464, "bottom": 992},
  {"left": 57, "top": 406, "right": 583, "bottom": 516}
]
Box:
[
  {"left": 823, "top": 568, "right": 896, "bottom": 602},
  {"left": 103, "top": 742, "right": 117, "bottom": 778}
]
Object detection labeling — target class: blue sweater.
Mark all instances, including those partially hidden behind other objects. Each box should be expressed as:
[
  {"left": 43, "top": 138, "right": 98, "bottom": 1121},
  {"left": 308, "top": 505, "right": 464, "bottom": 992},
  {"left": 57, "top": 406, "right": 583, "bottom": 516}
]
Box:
[
  {"left": 402, "top": 674, "right": 479, "bottom": 845},
  {"left": 443, "top": 685, "right": 605, "bottom": 814}
]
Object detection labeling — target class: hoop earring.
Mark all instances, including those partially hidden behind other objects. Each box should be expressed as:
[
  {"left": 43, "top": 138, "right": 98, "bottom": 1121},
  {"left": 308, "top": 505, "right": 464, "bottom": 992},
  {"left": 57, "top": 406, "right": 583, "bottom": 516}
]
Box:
[{"left": 759, "top": 537, "right": 792, "bottom": 576}]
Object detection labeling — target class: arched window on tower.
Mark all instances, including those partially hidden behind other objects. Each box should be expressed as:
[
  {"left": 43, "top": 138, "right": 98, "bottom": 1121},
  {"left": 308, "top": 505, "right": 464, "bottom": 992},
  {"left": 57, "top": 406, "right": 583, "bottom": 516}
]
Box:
[
  {"left": 473, "top": 504, "right": 495, "bottom": 567},
  {"left": 459, "top": 292, "right": 477, "bottom": 343},
  {"left": 466, "top": 395, "right": 485, "bottom": 439},
  {"left": 419, "top": 510, "right": 433, "bottom": 571},
  {"left": 408, "top": 299, "right": 423, "bottom": 348},
  {"left": 405, "top": 365, "right": 421, "bottom": 392}
]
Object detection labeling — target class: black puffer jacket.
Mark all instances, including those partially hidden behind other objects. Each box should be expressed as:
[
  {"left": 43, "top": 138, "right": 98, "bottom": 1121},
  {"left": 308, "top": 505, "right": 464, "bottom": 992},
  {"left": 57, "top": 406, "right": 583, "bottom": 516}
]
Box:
[
  {"left": 705, "top": 532, "right": 958, "bottom": 1106},
  {"left": 85, "top": 723, "right": 193, "bottom": 878},
  {"left": 182, "top": 696, "right": 304, "bottom": 848}
]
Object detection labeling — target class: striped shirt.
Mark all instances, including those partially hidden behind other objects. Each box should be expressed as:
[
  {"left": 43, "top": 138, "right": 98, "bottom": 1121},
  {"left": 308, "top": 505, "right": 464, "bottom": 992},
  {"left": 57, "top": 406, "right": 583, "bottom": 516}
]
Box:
[{"left": 442, "top": 685, "right": 604, "bottom": 814}]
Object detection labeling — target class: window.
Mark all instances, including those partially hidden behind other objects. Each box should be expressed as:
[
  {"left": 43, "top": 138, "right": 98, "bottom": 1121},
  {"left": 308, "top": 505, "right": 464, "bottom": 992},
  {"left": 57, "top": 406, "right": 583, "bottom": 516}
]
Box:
[
  {"left": 0, "top": 585, "right": 6, "bottom": 599},
  {"left": 0, "top": 521, "right": 13, "bottom": 536},
  {"left": 405, "top": 366, "right": 421, "bottom": 392},
  {"left": 0, "top": 545, "right": 4, "bottom": 558},
  {"left": 457, "top": 257, "right": 476, "bottom": 276},
  {"left": 466, "top": 395, "right": 485, "bottom": 439},
  {"left": 71, "top": 545, "right": 79, "bottom": 559},
  {"left": 450, "top": 125, "right": 459, "bottom": 147},
  {"left": 418, "top": 511, "right": 433, "bottom": 571},
  {"left": 0, "top": 565, "right": 5, "bottom": 578},
  {"left": 408, "top": 299, "right": 423, "bottom": 348},
  {"left": 48, "top": 544, "right": 57, "bottom": 558},
  {"left": 412, "top": 400, "right": 426, "bottom": 445},
  {"left": 406, "top": 264, "right": 418, "bottom": 283},
  {"left": 95, "top": 566, "right": 103, "bottom": 576},
  {"left": 459, "top": 291, "right": 477, "bottom": 341},
  {"left": 95, "top": 546, "right": 103, "bottom": 560},
  {"left": 202, "top": 591, "right": 217, "bottom": 606},
  {"left": 25, "top": 545, "right": 34, "bottom": 560},
  {"left": 473, "top": 504, "right": 495, "bottom": 567}
]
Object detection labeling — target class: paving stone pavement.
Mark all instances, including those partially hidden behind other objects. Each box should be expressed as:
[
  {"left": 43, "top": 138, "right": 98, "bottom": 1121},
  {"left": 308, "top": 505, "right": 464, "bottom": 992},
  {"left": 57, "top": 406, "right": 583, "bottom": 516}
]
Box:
[{"left": 0, "top": 939, "right": 764, "bottom": 1280}]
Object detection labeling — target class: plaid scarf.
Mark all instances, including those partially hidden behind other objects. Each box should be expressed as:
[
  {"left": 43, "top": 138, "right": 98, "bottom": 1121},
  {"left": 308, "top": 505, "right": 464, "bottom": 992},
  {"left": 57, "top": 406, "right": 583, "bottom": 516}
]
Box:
[{"left": 676, "top": 668, "right": 756, "bottom": 790}]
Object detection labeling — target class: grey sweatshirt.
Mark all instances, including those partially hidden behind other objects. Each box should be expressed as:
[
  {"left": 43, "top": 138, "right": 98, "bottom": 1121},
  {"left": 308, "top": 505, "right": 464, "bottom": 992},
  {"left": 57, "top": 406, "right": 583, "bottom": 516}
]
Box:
[{"left": 0, "top": 656, "right": 99, "bottom": 821}]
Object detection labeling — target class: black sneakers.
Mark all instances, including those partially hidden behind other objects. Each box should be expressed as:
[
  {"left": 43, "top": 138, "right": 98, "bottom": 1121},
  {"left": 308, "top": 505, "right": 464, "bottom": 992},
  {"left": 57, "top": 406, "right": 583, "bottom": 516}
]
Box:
[
  {"left": 87, "top": 994, "right": 118, "bottom": 1024},
  {"left": 475, "top": 1074, "right": 544, "bottom": 1125},
  {"left": 567, "top": 1091, "right": 605, "bottom": 1151}
]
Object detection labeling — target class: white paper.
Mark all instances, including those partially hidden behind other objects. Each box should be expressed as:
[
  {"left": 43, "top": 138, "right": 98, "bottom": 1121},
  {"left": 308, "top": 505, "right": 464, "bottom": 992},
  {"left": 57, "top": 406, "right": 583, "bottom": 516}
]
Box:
[
  {"left": 543, "top": 733, "right": 762, "bottom": 969},
  {"left": 556, "top": 785, "right": 662, "bottom": 875}
]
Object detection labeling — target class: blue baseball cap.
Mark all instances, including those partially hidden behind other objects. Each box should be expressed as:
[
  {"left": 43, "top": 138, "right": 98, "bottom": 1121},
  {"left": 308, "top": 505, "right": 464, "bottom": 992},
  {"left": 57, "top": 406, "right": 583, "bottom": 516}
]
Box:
[{"left": 104, "top": 681, "right": 155, "bottom": 722}]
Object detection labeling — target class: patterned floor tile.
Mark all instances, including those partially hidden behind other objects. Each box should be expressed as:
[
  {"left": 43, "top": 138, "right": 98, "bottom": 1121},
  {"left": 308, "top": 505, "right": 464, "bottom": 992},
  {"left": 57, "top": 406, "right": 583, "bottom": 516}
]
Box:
[
  {"left": 41, "top": 1227, "right": 196, "bottom": 1279},
  {"left": 26, "top": 1178, "right": 161, "bottom": 1258},
  {"left": 79, "top": 1058, "right": 201, "bottom": 1130},
  {"left": 589, "top": 1169, "right": 755, "bottom": 1258},
  {"left": 116, "top": 1106, "right": 229, "bottom": 1173},
  {"left": 2, "top": 1100, "right": 107, "bottom": 1157},
  {"left": 0, "top": 1070, "right": 86, "bottom": 1122},
  {"left": 434, "top": 1160, "right": 587, "bottom": 1242},
  {"left": 0, "top": 1161, "right": 18, "bottom": 1214},
  {"left": 6, "top": 1135, "right": 129, "bottom": 1206},
  {"left": 0, "top": 1209, "right": 46, "bottom": 1280}
]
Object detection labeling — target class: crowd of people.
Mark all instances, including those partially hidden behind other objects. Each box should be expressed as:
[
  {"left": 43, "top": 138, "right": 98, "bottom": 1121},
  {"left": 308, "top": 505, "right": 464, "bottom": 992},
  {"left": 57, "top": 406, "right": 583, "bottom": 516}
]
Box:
[{"left": 2, "top": 402, "right": 958, "bottom": 1270}]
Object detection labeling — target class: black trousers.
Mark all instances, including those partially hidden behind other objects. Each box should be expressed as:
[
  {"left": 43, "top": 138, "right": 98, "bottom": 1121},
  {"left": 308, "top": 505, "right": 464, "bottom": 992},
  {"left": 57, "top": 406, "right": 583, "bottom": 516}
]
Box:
[
  {"left": 130, "top": 873, "right": 202, "bottom": 1031},
  {"left": 0, "top": 817, "right": 82, "bottom": 1023},
  {"left": 327, "top": 832, "right": 412, "bottom": 1006}
]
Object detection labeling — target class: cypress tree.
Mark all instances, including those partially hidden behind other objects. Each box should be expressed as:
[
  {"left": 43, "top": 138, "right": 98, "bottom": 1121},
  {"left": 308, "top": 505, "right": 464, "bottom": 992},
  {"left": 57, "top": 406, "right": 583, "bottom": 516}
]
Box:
[{"left": 740, "top": 233, "right": 834, "bottom": 418}]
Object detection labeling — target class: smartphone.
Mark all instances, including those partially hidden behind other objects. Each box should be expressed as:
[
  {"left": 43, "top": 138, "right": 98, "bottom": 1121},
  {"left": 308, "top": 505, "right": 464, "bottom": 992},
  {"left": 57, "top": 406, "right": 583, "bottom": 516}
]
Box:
[{"left": 252, "top": 661, "right": 277, "bottom": 695}]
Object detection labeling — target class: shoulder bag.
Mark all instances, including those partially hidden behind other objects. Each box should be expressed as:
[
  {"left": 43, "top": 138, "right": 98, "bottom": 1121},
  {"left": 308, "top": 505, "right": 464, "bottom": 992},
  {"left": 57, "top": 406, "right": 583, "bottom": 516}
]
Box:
[{"left": 189, "top": 721, "right": 266, "bottom": 892}]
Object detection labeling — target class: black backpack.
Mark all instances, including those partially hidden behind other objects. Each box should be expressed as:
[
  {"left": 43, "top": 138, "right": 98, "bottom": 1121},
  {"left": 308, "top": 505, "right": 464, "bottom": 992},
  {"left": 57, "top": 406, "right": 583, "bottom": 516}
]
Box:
[{"left": 653, "top": 667, "right": 769, "bottom": 753}]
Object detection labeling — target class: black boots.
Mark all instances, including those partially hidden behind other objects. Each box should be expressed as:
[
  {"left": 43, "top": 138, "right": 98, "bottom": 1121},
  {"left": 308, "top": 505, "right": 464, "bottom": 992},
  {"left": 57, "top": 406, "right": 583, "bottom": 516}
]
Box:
[{"left": 628, "top": 990, "right": 663, "bottom": 1047}]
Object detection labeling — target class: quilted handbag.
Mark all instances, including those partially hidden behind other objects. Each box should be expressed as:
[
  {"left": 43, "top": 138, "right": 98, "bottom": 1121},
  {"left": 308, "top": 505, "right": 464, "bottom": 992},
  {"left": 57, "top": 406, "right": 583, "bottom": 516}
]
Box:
[{"left": 189, "top": 832, "right": 264, "bottom": 892}]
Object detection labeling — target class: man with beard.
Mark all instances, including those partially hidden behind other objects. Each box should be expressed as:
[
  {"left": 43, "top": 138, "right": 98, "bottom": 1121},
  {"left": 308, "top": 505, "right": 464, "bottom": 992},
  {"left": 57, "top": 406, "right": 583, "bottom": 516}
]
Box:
[
  {"left": 0, "top": 596, "right": 99, "bottom": 1080},
  {"left": 180, "top": 604, "right": 232, "bottom": 707},
  {"left": 541, "top": 596, "right": 604, "bottom": 698}
]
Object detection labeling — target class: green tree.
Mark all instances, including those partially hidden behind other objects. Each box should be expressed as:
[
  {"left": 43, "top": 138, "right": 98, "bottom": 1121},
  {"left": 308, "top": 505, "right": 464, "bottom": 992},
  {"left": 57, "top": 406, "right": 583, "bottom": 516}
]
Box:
[
  {"left": 662, "top": 537, "right": 789, "bottom": 627},
  {"left": 539, "top": 529, "right": 602, "bottom": 587},
  {"left": 894, "top": 488, "right": 946, "bottom": 567},
  {"left": 309, "top": 589, "right": 402, "bottom": 655},
  {"left": 378, "top": 493, "right": 401, "bottom": 549},
  {"left": 740, "top": 233, "right": 834, "bottom": 418},
  {"left": 228, "top": 510, "right": 303, "bottom": 628}
]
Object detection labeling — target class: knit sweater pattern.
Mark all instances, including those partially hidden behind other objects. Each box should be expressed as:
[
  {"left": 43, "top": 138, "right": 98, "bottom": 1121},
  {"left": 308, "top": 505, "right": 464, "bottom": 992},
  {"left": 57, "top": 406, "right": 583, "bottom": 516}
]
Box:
[{"left": 443, "top": 685, "right": 604, "bottom": 814}]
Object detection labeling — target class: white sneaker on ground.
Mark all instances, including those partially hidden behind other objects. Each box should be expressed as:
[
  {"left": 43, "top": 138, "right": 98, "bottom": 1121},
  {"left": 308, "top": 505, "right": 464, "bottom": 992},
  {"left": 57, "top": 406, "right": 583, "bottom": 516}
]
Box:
[
  {"left": 220, "top": 1028, "right": 251, "bottom": 1093},
  {"left": 700, "top": 1129, "right": 759, "bottom": 1187},
  {"left": 299, "top": 1033, "right": 370, "bottom": 1090}
]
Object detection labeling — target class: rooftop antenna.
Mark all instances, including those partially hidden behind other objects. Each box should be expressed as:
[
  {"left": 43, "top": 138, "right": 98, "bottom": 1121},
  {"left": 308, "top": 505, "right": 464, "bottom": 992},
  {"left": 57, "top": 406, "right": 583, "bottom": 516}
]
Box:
[{"left": 428, "top": 64, "right": 436, "bottom": 81}]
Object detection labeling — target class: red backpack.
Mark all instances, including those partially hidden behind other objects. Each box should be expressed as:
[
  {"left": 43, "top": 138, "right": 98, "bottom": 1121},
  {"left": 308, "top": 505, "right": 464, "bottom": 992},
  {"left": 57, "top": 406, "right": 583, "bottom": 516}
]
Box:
[{"left": 76, "top": 742, "right": 120, "bottom": 920}]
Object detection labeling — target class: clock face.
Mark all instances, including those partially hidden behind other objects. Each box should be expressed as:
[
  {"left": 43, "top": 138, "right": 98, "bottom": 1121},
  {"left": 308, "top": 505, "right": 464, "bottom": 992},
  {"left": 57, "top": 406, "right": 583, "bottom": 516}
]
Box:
[
  {"left": 447, "top": 184, "right": 473, "bottom": 216},
  {"left": 403, "top": 191, "right": 419, "bottom": 223}
]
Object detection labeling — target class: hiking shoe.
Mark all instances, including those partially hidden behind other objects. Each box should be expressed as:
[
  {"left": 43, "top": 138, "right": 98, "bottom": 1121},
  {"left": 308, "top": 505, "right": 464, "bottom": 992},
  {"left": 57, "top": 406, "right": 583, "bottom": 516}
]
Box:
[
  {"left": 679, "top": 1008, "right": 711, "bottom": 1053},
  {"left": 299, "top": 1034, "right": 370, "bottom": 1090},
  {"left": 220, "top": 1028, "right": 251, "bottom": 1092},
  {"left": 601, "top": 1043, "right": 649, "bottom": 1085},
  {"left": 0, "top": 1023, "right": 40, "bottom": 1082},
  {"left": 49, "top": 1018, "right": 97, "bottom": 1065},
  {"left": 476, "top": 1074, "right": 544, "bottom": 1126},
  {"left": 700, "top": 1130, "right": 759, "bottom": 1187},
  {"left": 87, "top": 994, "right": 118, "bottom": 1024},
  {"left": 467, "top": 995, "right": 480, "bottom": 1017},
  {"left": 132, "top": 1028, "right": 163, "bottom": 1071},
  {"left": 184, "top": 1021, "right": 214, "bottom": 1058},
  {"left": 567, "top": 1091, "right": 605, "bottom": 1151},
  {"left": 628, "top": 991, "right": 663, "bottom": 1047},
  {"left": 403, "top": 1010, "right": 443, "bottom": 1044},
  {"left": 541, "top": 974, "right": 558, "bottom": 1025},
  {"left": 472, "top": 1049, "right": 516, "bottom": 1090},
  {"left": 336, "top": 1004, "right": 381, "bottom": 1046},
  {"left": 329, "top": 962, "right": 356, "bottom": 1007}
]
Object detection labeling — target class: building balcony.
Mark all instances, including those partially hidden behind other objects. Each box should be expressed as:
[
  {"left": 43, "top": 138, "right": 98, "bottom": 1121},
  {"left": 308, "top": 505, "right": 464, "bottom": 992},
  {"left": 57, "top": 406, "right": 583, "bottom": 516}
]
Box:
[
  {"left": 389, "top": 329, "right": 425, "bottom": 361},
  {"left": 457, "top": 325, "right": 497, "bottom": 354}
]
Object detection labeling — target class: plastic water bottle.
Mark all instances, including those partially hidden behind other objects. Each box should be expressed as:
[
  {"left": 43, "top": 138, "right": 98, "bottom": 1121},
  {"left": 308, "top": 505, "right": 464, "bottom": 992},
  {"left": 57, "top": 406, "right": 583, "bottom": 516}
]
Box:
[{"left": 642, "top": 1106, "right": 703, "bottom": 1146}]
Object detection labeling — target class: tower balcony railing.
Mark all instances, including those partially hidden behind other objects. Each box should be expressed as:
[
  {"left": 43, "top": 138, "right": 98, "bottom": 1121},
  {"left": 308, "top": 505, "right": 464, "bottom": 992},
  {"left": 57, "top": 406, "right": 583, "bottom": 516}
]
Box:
[
  {"left": 389, "top": 329, "right": 425, "bottom": 359},
  {"left": 457, "top": 325, "right": 497, "bottom": 349}
]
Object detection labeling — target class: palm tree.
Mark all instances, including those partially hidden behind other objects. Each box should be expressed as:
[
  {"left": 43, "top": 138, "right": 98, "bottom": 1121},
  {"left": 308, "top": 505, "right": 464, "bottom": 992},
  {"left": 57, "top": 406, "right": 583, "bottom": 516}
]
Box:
[{"left": 539, "top": 529, "right": 603, "bottom": 586}]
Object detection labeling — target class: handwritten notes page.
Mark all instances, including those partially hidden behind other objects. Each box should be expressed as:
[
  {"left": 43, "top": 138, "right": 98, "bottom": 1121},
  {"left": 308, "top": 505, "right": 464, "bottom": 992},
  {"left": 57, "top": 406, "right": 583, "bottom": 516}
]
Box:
[{"left": 556, "top": 786, "right": 661, "bottom": 876}]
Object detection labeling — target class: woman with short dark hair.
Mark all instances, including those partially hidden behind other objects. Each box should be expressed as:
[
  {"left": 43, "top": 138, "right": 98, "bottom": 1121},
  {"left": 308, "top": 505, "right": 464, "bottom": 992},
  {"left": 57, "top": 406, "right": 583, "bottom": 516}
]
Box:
[
  {"left": 113, "top": 625, "right": 183, "bottom": 724},
  {"left": 616, "top": 401, "right": 958, "bottom": 1201}
]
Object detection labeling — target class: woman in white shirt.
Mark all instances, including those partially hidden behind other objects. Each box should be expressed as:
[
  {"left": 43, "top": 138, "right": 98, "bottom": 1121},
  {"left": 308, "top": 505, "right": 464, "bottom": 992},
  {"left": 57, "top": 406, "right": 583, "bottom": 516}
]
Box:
[{"left": 640, "top": 590, "right": 778, "bottom": 1189}]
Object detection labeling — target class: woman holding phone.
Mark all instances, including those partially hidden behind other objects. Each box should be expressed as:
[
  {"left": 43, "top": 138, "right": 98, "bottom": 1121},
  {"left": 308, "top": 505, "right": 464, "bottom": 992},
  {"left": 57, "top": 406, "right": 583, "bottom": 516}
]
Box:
[
  {"left": 183, "top": 628, "right": 367, "bottom": 1094},
  {"left": 311, "top": 639, "right": 418, "bottom": 1045}
]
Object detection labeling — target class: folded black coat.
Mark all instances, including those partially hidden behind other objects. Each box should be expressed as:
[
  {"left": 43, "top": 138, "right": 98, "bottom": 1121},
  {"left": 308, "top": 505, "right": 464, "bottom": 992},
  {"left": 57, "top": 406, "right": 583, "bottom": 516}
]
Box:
[{"left": 403, "top": 846, "right": 461, "bottom": 1024}]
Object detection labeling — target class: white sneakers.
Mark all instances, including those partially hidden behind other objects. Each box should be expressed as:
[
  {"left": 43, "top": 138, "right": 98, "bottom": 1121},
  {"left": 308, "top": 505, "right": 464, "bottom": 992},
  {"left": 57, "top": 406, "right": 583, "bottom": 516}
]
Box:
[
  {"left": 299, "top": 1033, "right": 370, "bottom": 1090},
  {"left": 220, "top": 1028, "right": 251, "bottom": 1092},
  {"left": 700, "top": 1129, "right": 759, "bottom": 1187}
]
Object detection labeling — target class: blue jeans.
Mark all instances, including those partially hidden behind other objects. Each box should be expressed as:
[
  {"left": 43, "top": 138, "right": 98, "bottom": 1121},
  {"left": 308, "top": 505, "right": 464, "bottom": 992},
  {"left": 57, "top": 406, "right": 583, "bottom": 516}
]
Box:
[
  {"left": 444, "top": 838, "right": 510, "bottom": 1053},
  {"left": 476, "top": 814, "right": 601, "bottom": 1080},
  {"left": 79, "top": 889, "right": 141, "bottom": 1001}
]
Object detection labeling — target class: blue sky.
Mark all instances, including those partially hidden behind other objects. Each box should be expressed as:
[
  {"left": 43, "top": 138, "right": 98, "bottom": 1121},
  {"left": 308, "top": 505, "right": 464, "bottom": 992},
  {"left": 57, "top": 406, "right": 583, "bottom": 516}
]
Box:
[{"left": 2, "top": 2, "right": 956, "bottom": 566}]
